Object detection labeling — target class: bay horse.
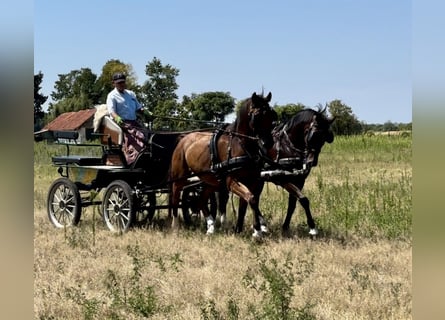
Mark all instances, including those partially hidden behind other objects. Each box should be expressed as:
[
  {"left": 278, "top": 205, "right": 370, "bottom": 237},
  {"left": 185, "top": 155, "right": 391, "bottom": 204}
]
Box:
[
  {"left": 218, "top": 107, "right": 335, "bottom": 236},
  {"left": 168, "top": 92, "right": 277, "bottom": 237}
]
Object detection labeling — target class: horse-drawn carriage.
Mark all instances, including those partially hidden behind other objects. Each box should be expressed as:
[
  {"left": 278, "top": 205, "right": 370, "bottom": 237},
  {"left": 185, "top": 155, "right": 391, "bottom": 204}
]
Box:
[
  {"left": 46, "top": 111, "right": 212, "bottom": 232},
  {"left": 45, "top": 92, "right": 335, "bottom": 237}
]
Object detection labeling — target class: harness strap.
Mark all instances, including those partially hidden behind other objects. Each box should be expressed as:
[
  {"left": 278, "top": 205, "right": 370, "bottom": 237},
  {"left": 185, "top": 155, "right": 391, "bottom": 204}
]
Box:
[
  {"left": 209, "top": 129, "right": 224, "bottom": 166},
  {"left": 211, "top": 155, "right": 251, "bottom": 173}
]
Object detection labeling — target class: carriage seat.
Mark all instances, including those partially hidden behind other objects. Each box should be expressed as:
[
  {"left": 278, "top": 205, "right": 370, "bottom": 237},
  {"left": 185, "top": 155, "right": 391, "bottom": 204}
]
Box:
[
  {"left": 98, "top": 115, "right": 124, "bottom": 146},
  {"left": 97, "top": 115, "right": 127, "bottom": 166}
]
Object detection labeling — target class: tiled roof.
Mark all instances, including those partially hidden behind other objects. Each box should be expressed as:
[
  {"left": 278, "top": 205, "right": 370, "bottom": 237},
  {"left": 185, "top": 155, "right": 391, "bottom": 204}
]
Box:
[{"left": 44, "top": 109, "right": 96, "bottom": 131}]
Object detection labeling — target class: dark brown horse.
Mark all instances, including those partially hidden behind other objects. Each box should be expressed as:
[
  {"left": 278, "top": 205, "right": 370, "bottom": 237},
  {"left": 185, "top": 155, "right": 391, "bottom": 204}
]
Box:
[
  {"left": 168, "top": 92, "right": 277, "bottom": 237},
  {"left": 218, "top": 107, "right": 335, "bottom": 235}
]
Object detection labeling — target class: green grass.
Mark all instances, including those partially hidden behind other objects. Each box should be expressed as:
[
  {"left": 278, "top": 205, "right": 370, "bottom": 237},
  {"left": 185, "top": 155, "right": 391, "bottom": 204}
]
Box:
[{"left": 34, "top": 133, "right": 412, "bottom": 242}]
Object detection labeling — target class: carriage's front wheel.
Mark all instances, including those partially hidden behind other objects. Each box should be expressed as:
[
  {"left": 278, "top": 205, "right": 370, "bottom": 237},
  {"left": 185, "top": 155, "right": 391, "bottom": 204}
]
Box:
[
  {"left": 102, "top": 180, "right": 136, "bottom": 232},
  {"left": 47, "top": 178, "right": 82, "bottom": 228}
]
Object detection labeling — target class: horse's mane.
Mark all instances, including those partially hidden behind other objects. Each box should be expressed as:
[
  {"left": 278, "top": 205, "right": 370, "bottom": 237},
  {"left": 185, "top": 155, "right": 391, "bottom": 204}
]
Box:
[
  {"left": 231, "top": 95, "right": 256, "bottom": 132},
  {"left": 275, "top": 107, "right": 329, "bottom": 133},
  {"left": 234, "top": 96, "right": 254, "bottom": 121}
]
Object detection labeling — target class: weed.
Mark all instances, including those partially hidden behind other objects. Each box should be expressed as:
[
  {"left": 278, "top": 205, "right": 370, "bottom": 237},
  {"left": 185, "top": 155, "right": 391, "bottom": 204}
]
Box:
[
  {"left": 65, "top": 285, "right": 101, "bottom": 320},
  {"left": 242, "top": 250, "right": 316, "bottom": 320},
  {"left": 200, "top": 299, "right": 223, "bottom": 320}
]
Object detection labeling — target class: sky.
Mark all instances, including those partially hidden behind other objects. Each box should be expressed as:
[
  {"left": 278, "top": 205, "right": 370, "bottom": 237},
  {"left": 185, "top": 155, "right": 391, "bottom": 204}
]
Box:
[{"left": 34, "top": 0, "right": 411, "bottom": 124}]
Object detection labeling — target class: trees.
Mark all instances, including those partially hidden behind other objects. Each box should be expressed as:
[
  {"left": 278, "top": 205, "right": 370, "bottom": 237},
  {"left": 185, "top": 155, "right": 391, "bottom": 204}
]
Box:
[
  {"left": 47, "top": 61, "right": 139, "bottom": 121},
  {"left": 327, "top": 99, "right": 363, "bottom": 135},
  {"left": 34, "top": 71, "right": 48, "bottom": 131},
  {"left": 41, "top": 57, "right": 407, "bottom": 135},
  {"left": 140, "top": 57, "right": 179, "bottom": 112},
  {"left": 139, "top": 57, "right": 181, "bottom": 129},
  {"left": 187, "top": 92, "right": 234, "bottom": 122},
  {"left": 150, "top": 92, "right": 235, "bottom": 130},
  {"left": 48, "top": 68, "right": 99, "bottom": 119},
  {"left": 273, "top": 103, "right": 306, "bottom": 122}
]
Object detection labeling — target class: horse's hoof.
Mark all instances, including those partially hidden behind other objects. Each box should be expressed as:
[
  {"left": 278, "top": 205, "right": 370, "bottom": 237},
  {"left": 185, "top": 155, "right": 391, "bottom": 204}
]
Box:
[
  {"left": 260, "top": 225, "right": 269, "bottom": 233},
  {"left": 309, "top": 228, "right": 318, "bottom": 236},
  {"left": 206, "top": 224, "right": 215, "bottom": 235},
  {"left": 252, "top": 229, "right": 263, "bottom": 238}
]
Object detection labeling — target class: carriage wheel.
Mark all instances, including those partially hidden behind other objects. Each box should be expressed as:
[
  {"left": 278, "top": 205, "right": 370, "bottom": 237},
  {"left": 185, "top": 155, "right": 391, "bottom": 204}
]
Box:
[
  {"left": 102, "top": 180, "right": 136, "bottom": 232},
  {"left": 47, "top": 178, "right": 82, "bottom": 228},
  {"left": 135, "top": 192, "right": 157, "bottom": 226}
]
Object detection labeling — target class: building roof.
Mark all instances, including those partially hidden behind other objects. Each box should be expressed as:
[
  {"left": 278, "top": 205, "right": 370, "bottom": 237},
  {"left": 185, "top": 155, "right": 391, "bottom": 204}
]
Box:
[{"left": 44, "top": 109, "right": 96, "bottom": 131}]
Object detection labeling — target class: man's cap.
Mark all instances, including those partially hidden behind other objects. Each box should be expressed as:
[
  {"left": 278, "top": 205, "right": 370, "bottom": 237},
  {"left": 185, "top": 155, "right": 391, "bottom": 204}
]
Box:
[{"left": 112, "top": 72, "right": 126, "bottom": 83}]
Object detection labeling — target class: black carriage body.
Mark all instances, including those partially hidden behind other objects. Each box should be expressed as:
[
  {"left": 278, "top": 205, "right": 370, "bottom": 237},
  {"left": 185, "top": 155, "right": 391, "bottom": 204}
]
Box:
[{"left": 51, "top": 131, "right": 181, "bottom": 191}]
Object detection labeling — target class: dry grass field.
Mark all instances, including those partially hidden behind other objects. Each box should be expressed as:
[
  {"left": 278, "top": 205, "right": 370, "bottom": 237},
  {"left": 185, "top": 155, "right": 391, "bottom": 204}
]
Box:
[{"left": 34, "top": 134, "right": 412, "bottom": 319}]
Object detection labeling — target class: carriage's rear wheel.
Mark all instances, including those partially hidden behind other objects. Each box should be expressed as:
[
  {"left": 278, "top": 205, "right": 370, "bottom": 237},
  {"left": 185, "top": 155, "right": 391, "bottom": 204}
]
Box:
[
  {"left": 102, "top": 180, "right": 136, "bottom": 232},
  {"left": 47, "top": 177, "right": 82, "bottom": 228}
]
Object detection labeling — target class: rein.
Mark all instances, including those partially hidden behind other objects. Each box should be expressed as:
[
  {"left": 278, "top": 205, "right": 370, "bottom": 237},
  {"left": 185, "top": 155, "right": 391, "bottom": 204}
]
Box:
[{"left": 216, "top": 127, "right": 261, "bottom": 141}]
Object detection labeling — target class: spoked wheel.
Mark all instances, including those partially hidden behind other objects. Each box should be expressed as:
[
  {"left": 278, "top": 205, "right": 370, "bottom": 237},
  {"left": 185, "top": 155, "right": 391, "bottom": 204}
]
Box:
[
  {"left": 47, "top": 178, "right": 82, "bottom": 228},
  {"left": 134, "top": 192, "right": 157, "bottom": 226},
  {"left": 102, "top": 180, "right": 136, "bottom": 232}
]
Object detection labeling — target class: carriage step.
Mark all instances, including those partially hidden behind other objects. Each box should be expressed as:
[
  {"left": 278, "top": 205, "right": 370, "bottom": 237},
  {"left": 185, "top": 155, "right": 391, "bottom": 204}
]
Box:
[{"left": 52, "top": 155, "right": 104, "bottom": 166}]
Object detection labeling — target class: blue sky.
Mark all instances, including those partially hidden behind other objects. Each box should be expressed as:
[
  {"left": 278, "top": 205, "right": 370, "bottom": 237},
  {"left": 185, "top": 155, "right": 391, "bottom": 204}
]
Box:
[{"left": 34, "top": 0, "right": 411, "bottom": 124}]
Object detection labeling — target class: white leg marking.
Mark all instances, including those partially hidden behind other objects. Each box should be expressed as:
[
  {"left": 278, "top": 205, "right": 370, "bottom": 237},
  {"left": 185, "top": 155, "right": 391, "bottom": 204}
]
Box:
[
  {"left": 309, "top": 228, "right": 318, "bottom": 236},
  {"left": 260, "top": 224, "right": 269, "bottom": 233},
  {"left": 252, "top": 228, "right": 263, "bottom": 238},
  {"left": 206, "top": 216, "right": 215, "bottom": 235}
]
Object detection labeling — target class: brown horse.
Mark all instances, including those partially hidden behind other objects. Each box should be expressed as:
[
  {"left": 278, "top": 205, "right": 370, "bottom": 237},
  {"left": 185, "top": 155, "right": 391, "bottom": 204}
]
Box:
[
  {"left": 218, "top": 107, "right": 335, "bottom": 236},
  {"left": 168, "top": 92, "right": 277, "bottom": 237}
]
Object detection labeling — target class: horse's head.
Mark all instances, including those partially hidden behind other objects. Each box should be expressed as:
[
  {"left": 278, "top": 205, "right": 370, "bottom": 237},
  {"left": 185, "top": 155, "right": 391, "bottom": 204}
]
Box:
[
  {"left": 303, "top": 108, "right": 335, "bottom": 167},
  {"left": 244, "top": 92, "right": 277, "bottom": 149},
  {"left": 283, "top": 107, "right": 334, "bottom": 167}
]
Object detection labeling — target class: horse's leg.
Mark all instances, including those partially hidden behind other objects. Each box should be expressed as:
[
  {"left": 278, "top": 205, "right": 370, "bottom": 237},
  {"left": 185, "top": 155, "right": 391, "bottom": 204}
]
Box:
[
  {"left": 228, "top": 179, "right": 263, "bottom": 238},
  {"left": 282, "top": 195, "right": 297, "bottom": 235},
  {"left": 252, "top": 181, "right": 267, "bottom": 233},
  {"left": 198, "top": 186, "right": 216, "bottom": 234},
  {"left": 281, "top": 182, "right": 317, "bottom": 236},
  {"left": 170, "top": 181, "right": 183, "bottom": 230},
  {"left": 216, "top": 186, "right": 229, "bottom": 228},
  {"left": 235, "top": 198, "right": 248, "bottom": 233}
]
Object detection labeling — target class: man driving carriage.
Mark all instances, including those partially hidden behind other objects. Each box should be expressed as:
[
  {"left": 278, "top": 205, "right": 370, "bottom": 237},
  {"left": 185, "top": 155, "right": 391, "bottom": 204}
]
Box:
[{"left": 106, "top": 72, "right": 150, "bottom": 165}]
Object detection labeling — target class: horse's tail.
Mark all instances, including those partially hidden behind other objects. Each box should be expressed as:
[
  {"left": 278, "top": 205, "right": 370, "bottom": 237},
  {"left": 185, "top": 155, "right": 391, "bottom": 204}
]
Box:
[{"left": 167, "top": 134, "right": 192, "bottom": 219}]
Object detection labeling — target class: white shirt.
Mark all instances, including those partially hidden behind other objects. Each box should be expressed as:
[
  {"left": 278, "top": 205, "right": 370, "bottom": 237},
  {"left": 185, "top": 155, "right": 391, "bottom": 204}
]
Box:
[{"left": 106, "top": 88, "right": 142, "bottom": 121}]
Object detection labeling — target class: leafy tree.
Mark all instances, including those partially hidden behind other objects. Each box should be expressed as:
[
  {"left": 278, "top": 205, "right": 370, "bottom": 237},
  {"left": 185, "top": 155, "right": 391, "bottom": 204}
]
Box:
[
  {"left": 399, "top": 122, "right": 412, "bottom": 131},
  {"left": 140, "top": 57, "right": 179, "bottom": 113},
  {"left": 95, "top": 59, "right": 139, "bottom": 103},
  {"left": 34, "top": 71, "right": 47, "bottom": 131},
  {"left": 48, "top": 68, "right": 99, "bottom": 119},
  {"left": 151, "top": 100, "right": 181, "bottom": 130},
  {"left": 382, "top": 121, "right": 399, "bottom": 132},
  {"left": 327, "top": 99, "right": 362, "bottom": 135},
  {"left": 273, "top": 103, "right": 306, "bottom": 122},
  {"left": 186, "top": 91, "right": 234, "bottom": 123}
]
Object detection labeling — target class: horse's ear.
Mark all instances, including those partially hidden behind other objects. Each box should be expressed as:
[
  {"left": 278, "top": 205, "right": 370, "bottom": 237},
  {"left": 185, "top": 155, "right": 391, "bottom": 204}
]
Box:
[
  {"left": 251, "top": 92, "right": 258, "bottom": 100},
  {"left": 266, "top": 92, "right": 272, "bottom": 102}
]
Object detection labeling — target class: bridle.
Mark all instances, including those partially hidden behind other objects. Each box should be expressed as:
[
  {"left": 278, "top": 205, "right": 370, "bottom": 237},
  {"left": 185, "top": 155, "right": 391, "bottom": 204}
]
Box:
[{"left": 277, "top": 115, "right": 317, "bottom": 159}]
